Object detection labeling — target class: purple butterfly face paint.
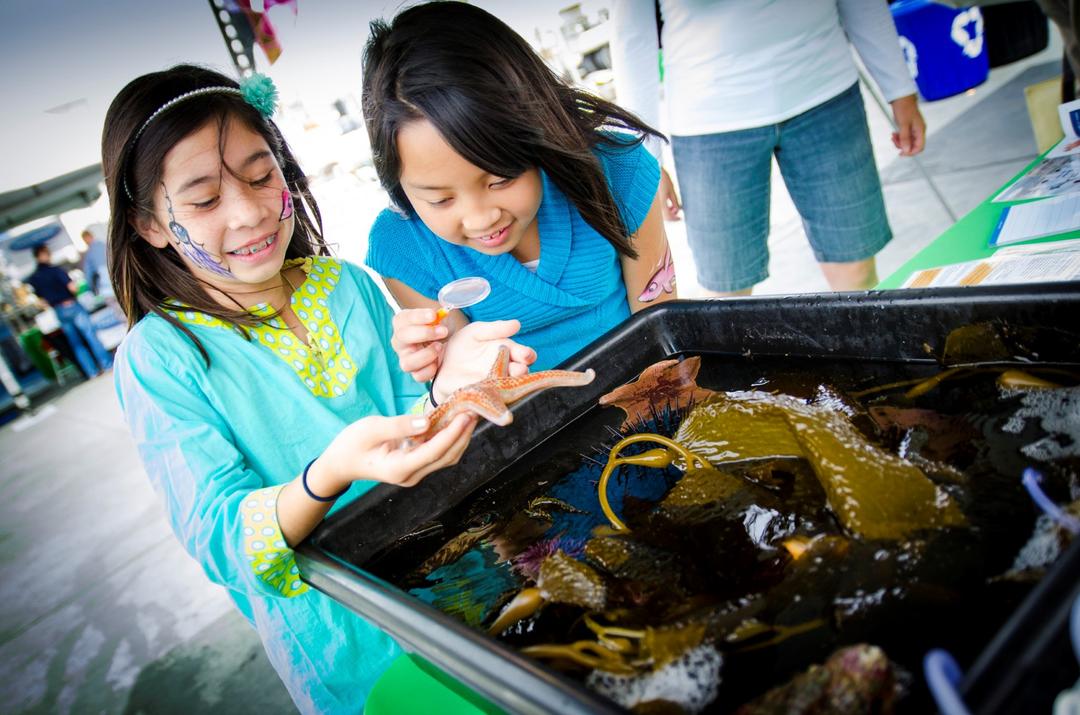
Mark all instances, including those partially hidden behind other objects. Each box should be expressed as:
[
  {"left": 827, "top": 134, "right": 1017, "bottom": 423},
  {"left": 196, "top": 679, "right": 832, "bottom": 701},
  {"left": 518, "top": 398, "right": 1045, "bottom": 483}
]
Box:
[
  {"left": 280, "top": 189, "right": 294, "bottom": 221},
  {"left": 163, "top": 184, "right": 235, "bottom": 278}
]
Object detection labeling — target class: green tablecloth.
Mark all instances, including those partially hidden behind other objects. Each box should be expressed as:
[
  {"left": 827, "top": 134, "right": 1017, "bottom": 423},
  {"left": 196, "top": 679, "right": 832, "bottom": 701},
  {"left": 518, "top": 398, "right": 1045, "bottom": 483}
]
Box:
[
  {"left": 364, "top": 654, "right": 501, "bottom": 715},
  {"left": 18, "top": 328, "right": 56, "bottom": 381},
  {"left": 878, "top": 153, "right": 1080, "bottom": 289}
]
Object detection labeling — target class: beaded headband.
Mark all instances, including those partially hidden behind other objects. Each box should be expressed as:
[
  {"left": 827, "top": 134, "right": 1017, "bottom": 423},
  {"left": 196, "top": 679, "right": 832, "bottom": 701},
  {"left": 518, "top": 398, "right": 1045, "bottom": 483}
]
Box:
[{"left": 123, "top": 73, "right": 279, "bottom": 202}]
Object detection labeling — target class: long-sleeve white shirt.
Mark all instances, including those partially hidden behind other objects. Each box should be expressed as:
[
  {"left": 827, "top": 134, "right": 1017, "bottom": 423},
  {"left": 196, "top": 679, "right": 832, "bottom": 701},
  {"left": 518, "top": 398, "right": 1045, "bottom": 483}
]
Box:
[{"left": 611, "top": 0, "right": 917, "bottom": 146}]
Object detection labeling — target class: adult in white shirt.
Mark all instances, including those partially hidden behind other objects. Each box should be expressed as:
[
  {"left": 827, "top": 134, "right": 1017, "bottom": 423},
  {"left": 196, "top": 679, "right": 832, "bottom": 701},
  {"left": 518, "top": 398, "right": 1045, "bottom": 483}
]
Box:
[{"left": 611, "top": 0, "right": 926, "bottom": 294}]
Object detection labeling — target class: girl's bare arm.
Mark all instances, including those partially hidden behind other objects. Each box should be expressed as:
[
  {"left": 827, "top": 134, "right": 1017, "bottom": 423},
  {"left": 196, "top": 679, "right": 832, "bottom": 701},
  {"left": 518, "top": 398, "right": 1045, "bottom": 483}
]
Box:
[{"left": 620, "top": 190, "right": 678, "bottom": 313}]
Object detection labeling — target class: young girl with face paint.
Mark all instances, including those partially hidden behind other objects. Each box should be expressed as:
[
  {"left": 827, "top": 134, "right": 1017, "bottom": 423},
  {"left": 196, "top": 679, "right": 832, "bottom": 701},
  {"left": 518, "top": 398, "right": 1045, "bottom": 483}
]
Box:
[
  {"left": 103, "top": 64, "right": 535, "bottom": 713},
  {"left": 363, "top": 2, "right": 678, "bottom": 385}
]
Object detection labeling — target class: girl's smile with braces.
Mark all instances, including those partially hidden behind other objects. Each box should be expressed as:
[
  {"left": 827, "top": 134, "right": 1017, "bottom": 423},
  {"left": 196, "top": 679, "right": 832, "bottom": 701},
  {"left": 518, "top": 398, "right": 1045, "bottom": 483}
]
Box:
[{"left": 228, "top": 233, "right": 277, "bottom": 256}]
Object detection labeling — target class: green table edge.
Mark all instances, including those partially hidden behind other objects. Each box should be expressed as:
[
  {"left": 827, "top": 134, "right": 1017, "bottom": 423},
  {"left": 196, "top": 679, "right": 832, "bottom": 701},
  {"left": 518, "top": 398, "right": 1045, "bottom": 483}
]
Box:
[{"left": 878, "top": 150, "right": 1080, "bottom": 289}]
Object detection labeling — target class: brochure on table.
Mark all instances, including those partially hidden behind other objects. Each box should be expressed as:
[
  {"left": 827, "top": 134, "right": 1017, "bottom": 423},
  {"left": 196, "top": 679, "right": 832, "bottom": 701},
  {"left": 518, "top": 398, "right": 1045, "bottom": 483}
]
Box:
[
  {"left": 990, "top": 194, "right": 1080, "bottom": 247},
  {"left": 901, "top": 240, "right": 1080, "bottom": 288},
  {"left": 994, "top": 100, "right": 1080, "bottom": 202},
  {"left": 1046, "top": 99, "right": 1080, "bottom": 158}
]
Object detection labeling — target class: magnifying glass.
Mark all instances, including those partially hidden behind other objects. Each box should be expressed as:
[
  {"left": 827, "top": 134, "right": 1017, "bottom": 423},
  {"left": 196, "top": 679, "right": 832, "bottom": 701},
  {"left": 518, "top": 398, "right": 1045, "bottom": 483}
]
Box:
[{"left": 432, "top": 276, "right": 491, "bottom": 324}]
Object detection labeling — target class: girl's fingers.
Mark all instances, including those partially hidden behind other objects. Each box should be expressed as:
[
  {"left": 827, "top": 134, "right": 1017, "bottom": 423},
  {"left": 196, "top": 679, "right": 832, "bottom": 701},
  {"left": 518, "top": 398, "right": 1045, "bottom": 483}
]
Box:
[
  {"left": 397, "top": 323, "right": 449, "bottom": 347},
  {"left": 399, "top": 343, "right": 440, "bottom": 374},
  {"left": 502, "top": 342, "right": 536, "bottom": 377},
  {"left": 461, "top": 319, "right": 521, "bottom": 342},
  {"left": 410, "top": 342, "right": 444, "bottom": 382},
  {"left": 411, "top": 364, "right": 438, "bottom": 384},
  {"left": 506, "top": 342, "right": 536, "bottom": 367},
  {"left": 393, "top": 308, "right": 440, "bottom": 329},
  {"left": 401, "top": 415, "right": 477, "bottom": 487},
  {"left": 391, "top": 310, "right": 444, "bottom": 351},
  {"left": 396, "top": 414, "right": 475, "bottom": 483},
  {"left": 360, "top": 414, "right": 431, "bottom": 447}
]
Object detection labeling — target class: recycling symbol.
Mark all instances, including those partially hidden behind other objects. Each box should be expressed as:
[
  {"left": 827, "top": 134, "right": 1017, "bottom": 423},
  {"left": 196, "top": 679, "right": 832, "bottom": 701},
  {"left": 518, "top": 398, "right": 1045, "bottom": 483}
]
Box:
[
  {"left": 899, "top": 35, "right": 918, "bottom": 80},
  {"left": 950, "top": 7, "right": 984, "bottom": 59}
]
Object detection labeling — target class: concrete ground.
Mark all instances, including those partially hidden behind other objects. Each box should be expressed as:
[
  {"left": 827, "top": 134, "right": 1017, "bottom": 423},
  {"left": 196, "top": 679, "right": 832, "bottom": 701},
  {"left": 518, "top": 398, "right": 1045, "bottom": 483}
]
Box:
[
  {"left": 0, "top": 31, "right": 1066, "bottom": 715},
  {"left": 0, "top": 375, "right": 295, "bottom": 714}
]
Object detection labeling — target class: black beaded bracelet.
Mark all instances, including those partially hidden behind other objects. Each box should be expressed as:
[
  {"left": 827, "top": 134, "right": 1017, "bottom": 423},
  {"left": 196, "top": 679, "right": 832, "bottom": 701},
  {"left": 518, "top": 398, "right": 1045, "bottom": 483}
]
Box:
[{"left": 301, "top": 457, "right": 348, "bottom": 503}]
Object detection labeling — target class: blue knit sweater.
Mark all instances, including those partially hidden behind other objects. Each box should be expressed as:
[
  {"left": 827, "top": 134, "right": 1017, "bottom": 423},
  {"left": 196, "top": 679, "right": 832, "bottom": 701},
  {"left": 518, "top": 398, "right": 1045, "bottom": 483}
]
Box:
[{"left": 365, "top": 137, "right": 660, "bottom": 370}]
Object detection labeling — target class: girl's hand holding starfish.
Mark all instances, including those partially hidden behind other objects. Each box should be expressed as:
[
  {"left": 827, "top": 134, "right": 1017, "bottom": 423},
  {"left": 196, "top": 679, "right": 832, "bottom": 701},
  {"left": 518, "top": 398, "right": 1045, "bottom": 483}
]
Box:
[
  {"left": 391, "top": 313, "right": 536, "bottom": 397},
  {"left": 309, "top": 413, "right": 476, "bottom": 490},
  {"left": 278, "top": 412, "right": 477, "bottom": 545},
  {"left": 432, "top": 319, "right": 537, "bottom": 403}
]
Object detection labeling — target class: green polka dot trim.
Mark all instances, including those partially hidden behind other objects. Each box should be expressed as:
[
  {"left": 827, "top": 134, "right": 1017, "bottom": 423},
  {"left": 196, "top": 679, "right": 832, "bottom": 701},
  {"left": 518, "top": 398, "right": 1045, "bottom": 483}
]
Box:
[
  {"left": 241, "top": 485, "right": 309, "bottom": 597},
  {"left": 408, "top": 394, "right": 430, "bottom": 416},
  {"left": 164, "top": 307, "right": 233, "bottom": 332},
  {"left": 164, "top": 256, "right": 357, "bottom": 399}
]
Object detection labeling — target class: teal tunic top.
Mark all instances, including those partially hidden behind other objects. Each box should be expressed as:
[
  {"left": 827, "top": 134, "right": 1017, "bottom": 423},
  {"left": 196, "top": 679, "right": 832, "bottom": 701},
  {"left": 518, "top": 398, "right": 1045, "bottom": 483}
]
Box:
[
  {"left": 366, "top": 138, "right": 660, "bottom": 370},
  {"left": 114, "top": 257, "right": 424, "bottom": 714}
]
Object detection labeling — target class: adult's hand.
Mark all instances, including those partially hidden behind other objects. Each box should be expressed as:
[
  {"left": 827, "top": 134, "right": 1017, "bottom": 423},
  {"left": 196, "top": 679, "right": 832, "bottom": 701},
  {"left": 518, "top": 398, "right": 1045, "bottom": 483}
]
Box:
[{"left": 890, "top": 94, "right": 926, "bottom": 157}]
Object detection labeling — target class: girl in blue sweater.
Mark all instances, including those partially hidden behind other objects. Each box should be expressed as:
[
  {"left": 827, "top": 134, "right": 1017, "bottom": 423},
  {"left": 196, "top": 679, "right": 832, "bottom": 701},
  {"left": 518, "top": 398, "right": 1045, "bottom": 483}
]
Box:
[{"left": 363, "top": 2, "right": 678, "bottom": 383}]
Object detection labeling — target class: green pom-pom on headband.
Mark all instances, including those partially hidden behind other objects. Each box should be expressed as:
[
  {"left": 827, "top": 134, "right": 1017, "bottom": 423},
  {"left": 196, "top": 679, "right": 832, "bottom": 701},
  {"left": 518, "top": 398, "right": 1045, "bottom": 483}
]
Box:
[
  {"left": 239, "top": 73, "right": 278, "bottom": 119},
  {"left": 124, "top": 73, "right": 280, "bottom": 201}
]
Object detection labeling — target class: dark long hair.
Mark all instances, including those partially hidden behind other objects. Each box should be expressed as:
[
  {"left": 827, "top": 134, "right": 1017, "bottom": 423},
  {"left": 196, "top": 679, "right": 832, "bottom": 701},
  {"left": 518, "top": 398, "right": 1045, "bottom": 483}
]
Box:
[
  {"left": 101, "top": 64, "right": 327, "bottom": 362},
  {"left": 362, "top": 2, "right": 664, "bottom": 259}
]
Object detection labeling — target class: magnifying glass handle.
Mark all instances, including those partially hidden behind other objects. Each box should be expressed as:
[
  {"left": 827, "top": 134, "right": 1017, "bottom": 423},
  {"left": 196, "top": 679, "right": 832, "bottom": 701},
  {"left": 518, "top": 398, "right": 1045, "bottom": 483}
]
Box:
[{"left": 430, "top": 307, "right": 451, "bottom": 325}]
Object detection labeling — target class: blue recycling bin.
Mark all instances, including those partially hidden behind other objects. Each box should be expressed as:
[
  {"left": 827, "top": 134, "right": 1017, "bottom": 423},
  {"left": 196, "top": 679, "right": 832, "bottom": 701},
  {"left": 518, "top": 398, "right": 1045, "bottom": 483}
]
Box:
[{"left": 891, "top": 1, "right": 989, "bottom": 101}]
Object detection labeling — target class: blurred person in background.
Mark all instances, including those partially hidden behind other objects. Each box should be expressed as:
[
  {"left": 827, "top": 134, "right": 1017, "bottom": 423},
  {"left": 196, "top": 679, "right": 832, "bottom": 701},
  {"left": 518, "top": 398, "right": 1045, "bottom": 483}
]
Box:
[
  {"left": 1035, "top": 0, "right": 1079, "bottom": 100},
  {"left": 81, "top": 225, "right": 125, "bottom": 325},
  {"left": 80, "top": 227, "right": 110, "bottom": 296},
  {"left": 26, "top": 243, "right": 113, "bottom": 377}
]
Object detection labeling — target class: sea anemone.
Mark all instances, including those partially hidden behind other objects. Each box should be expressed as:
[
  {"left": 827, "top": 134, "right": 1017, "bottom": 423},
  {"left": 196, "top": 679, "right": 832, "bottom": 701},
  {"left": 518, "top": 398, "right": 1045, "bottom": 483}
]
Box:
[{"left": 512, "top": 536, "right": 586, "bottom": 580}]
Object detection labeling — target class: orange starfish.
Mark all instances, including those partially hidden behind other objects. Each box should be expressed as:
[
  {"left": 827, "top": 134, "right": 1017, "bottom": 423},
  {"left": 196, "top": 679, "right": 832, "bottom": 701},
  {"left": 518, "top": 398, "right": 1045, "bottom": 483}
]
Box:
[
  {"left": 424, "top": 346, "right": 595, "bottom": 440},
  {"left": 598, "top": 356, "right": 716, "bottom": 429}
]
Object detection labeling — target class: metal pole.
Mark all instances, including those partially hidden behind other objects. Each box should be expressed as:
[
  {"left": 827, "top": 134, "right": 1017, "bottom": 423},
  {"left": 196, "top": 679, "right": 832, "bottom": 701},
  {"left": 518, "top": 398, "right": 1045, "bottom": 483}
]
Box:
[{"left": 206, "top": 0, "right": 256, "bottom": 78}]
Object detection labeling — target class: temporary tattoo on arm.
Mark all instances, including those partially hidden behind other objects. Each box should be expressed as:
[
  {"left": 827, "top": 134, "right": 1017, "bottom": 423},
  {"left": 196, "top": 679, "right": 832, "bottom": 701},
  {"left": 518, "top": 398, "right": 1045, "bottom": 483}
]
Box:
[
  {"left": 280, "top": 188, "right": 294, "bottom": 221},
  {"left": 637, "top": 246, "right": 676, "bottom": 303},
  {"left": 163, "top": 184, "right": 234, "bottom": 277}
]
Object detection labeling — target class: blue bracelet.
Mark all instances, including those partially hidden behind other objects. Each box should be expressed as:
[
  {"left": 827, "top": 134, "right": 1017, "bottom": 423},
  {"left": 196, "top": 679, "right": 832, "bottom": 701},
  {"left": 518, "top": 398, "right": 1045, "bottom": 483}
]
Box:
[{"left": 302, "top": 458, "right": 348, "bottom": 502}]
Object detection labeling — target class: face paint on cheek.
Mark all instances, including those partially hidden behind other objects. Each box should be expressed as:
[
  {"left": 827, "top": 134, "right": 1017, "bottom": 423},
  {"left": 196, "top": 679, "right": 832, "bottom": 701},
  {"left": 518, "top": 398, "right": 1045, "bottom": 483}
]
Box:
[
  {"left": 280, "top": 189, "right": 294, "bottom": 221},
  {"left": 162, "top": 184, "right": 234, "bottom": 278}
]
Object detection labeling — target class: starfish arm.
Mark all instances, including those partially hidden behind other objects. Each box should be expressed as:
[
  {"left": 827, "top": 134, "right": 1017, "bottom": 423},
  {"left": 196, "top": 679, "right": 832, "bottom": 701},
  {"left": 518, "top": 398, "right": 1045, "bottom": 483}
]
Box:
[
  {"left": 597, "top": 357, "right": 715, "bottom": 429},
  {"left": 421, "top": 358, "right": 594, "bottom": 440},
  {"left": 457, "top": 387, "right": 514, "bottom": 426},
  {"left": 425, "top": 386, "right": 513, "bottom": 439},
  {"left": 597, "top": 359, "right": 679, "bottom": 406},
  {"left": 668, "top": 356, "right": 704, "bottom": 384},
  {"left": 488, "top": 345, "right": 510, "bottom": 378},
  {"left": 495, "top": 368, "right": 596, "bottom": 405}
]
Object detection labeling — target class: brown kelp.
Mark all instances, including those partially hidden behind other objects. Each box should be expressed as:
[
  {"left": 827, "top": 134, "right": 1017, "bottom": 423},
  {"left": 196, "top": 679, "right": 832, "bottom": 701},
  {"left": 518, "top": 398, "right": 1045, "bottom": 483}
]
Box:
[{"left": 672, "top": 392, "right": 966, "bottom": 540}]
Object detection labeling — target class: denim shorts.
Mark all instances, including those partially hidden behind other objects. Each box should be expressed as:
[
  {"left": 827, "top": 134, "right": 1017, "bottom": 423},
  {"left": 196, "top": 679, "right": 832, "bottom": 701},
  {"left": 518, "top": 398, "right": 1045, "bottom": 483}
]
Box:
[{"left": 672, "top": 83, "right": 892, "bottom": 292}]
